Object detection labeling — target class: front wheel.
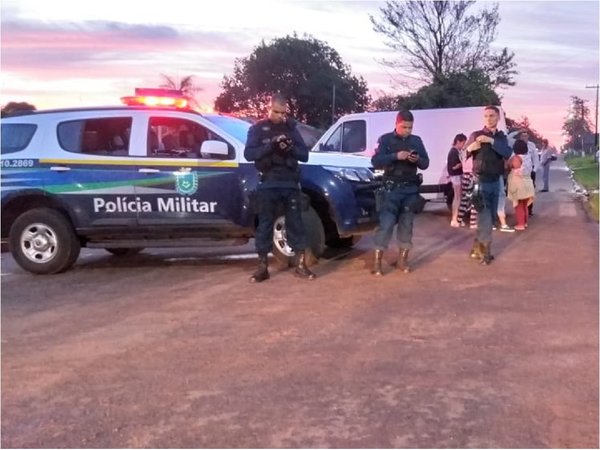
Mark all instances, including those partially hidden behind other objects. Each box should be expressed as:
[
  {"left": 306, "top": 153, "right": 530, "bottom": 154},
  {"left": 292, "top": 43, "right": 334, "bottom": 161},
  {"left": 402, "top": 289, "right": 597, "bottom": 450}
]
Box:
[
  {"left": 272, "top": 207, "right": 325, "bottom": 268},
  {"left": 9, "top": 208, "right": 81, "bottom": 274}
]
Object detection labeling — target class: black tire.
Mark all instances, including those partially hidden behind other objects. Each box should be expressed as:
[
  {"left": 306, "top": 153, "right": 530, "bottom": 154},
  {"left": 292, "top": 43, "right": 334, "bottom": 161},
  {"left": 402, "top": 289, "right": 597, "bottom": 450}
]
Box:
[
  {"left": 105, "top": 248, "right": 144, "bottom": 256},
  {"left": 272, "top": 206, "right": 325, "bottom": 268},
  {"left": 9, "top": 208, "right": 81, "bottom": 275},
  {"left": 326, "top": 235, "right": 361, "bottom": 249}
]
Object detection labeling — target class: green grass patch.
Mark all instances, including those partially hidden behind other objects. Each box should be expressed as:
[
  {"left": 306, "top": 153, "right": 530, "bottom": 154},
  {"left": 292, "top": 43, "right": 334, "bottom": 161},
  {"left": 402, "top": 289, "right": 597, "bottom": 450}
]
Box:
[
  {"left": 566, "top": 156, "right": 599, "bottom": 221},
  {"left": 589, "top": 193, "right": 599, "bottom": 222}
]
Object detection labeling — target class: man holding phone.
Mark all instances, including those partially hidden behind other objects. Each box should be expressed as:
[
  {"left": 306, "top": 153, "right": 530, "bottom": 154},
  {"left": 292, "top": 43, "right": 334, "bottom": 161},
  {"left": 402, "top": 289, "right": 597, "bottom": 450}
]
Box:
[
  {"left": 465, "top": 106, "right": 513, "bottom": 264},
  {"left": 370, "top": 110, "right": 430, "bottom": 276}
]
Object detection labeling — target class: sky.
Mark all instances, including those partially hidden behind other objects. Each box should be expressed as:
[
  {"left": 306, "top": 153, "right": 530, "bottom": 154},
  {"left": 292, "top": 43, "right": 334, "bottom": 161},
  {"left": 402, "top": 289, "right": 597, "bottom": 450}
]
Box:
[{"left": 1, "top": 0, "right": 598, "bottom": 146}]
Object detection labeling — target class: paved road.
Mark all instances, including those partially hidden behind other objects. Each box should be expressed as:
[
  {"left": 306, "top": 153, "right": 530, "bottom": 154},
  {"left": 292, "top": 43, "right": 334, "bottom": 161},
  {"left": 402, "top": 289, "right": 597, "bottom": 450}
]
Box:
[{"left": 2, "top": 159, "right": 598, "bottom": 448}]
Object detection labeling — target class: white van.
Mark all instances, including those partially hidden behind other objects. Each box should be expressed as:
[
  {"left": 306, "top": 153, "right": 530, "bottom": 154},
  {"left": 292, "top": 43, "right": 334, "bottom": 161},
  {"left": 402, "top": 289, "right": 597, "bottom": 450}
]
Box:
[{"left": 310, "top": 106, "right": 508, "bottom": 206}]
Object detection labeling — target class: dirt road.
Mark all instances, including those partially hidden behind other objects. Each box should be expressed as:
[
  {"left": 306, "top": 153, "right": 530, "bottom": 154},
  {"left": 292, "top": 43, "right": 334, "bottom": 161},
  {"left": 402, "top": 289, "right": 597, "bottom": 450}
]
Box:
[{"left": 2, "top": 159, "right": 598, "bottom": 448}]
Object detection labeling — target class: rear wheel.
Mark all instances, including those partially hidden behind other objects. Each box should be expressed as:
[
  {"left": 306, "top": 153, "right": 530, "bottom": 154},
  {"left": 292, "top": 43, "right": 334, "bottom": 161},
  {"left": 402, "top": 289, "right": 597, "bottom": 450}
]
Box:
[
  {"left": 272, "top": 207, "right": 325, "bottom": 268},
  {"left": 9, "top": 208, "right": 80, "bottom": 274}
]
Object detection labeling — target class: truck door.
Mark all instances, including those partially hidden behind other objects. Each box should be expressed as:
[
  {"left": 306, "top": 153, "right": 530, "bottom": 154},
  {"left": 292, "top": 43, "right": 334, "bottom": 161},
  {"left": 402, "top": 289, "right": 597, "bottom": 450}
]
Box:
[
  {"left": 45, "top": 115, "right": 138, "bottom": 227},
  {"left": 134, "top": 115, "right": 244, "bottom": 229}
]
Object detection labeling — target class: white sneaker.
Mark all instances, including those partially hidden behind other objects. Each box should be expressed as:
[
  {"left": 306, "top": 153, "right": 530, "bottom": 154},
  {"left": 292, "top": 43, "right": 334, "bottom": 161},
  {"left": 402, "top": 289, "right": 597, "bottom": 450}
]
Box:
[{"left": 499, "top": 225, "right": 515, "bottom": 233}]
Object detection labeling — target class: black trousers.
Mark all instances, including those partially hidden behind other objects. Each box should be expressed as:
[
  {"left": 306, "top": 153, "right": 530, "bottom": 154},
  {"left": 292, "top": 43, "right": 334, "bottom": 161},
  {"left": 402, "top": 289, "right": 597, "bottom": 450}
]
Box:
[{"left": 254, "top": 188, "right": 307, "bottom": 256}]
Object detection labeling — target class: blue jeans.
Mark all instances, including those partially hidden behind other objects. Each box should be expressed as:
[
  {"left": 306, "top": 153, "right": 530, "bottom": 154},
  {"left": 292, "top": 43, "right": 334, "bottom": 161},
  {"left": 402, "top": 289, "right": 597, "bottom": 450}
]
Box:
[
  {"left": 374, "top": 188, "right": 419, "bottom": 250},
  {"left": 477, "top": 180, "right": 500, "bottom": 245},
  {"left": 255, "top": 188, "right": 306, "bottom": 255}
]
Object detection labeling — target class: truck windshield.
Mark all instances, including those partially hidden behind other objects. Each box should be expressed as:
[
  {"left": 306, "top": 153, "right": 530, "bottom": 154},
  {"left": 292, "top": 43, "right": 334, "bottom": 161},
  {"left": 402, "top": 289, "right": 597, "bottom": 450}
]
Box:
[{"left": 204, "top": 115, "right": 251, "bottom": 144}]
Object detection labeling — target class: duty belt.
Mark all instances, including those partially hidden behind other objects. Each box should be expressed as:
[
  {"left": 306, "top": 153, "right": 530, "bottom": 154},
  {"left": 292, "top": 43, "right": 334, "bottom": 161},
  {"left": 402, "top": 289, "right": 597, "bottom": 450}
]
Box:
[
  {"left": 383, "top": 179, "right": 414, "bottom": 190},
  {"left": 382, "top": 174, "right": 422, "bottom": 190}
]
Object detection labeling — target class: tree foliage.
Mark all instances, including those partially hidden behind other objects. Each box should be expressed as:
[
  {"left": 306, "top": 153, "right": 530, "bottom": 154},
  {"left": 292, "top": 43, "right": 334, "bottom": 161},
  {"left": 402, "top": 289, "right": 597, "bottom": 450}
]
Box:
[
  {"left": 371, "top": 69, "right": 499, "bottom": 111},
  {"left": 160, "top": 74, "right": 202, "bottom": 108},
  {"left": 1, "top": 101, "right": 36, "bottom": 117},
  {"left": 506, "top": 115, "right": 545, "bottom": 147},
  {"left": 371, "top": 0, "right": 517, "bottom": 89},
  {"left": 214, "top": 35, "right": 370, "bottom": 128},
  {"left": 562, "top": 96, "right": 593, "bottom": 150}
]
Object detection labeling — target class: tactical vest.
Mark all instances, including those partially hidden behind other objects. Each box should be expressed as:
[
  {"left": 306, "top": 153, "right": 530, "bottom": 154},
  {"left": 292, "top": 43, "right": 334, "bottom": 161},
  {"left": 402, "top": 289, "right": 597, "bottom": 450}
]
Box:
[
  {"left": 254, "top": 120, "right": 300, "bottom": 182},
  {"left": 384, "top": 159, "right": 420, "bottom": 184}
]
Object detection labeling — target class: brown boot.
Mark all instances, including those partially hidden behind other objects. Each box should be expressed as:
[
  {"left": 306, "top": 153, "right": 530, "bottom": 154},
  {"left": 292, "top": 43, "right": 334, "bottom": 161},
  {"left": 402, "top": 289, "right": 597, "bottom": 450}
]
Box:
[
  {"left": 469, "top": 239, "right": 483, "bottom": 260},
  {"left": 371, "top": 249, "right": 384, "bottom": 276},
  {"left": 480, "top": 242, "right": 494, "bottom": 265},
  {"left": 294, "top": 251, "right": 316, "bottom": 280},
  {"left": 250, "top": 254, "right": 270, "bottom": 283},
  {"left": 396, "top": 248, "right": 411, "bottom": 273}
]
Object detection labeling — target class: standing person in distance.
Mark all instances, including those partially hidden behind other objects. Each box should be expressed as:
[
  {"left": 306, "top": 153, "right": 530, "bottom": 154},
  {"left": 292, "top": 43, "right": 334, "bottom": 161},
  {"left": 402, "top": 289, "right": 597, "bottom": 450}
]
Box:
[
  {"left": 370, "top": 110, "right": 430, "bottom": 276},
  {"left": 539, "top": 139, "right": 557, "bottom": 192},
  {"left": 465, "top": 106, "right": 513, "bottom": 265},
  {"left": 518, "top": 130, "right": 540, "bottom": 215},
  {"left": 244, "top": 93, "right": 316, "bottom": 283},
  {"left": 507, "top": 139, "right": 535, "bottom": 230},
  {"left": 447, "top": 134, "right": 466, "bottom": 228}
]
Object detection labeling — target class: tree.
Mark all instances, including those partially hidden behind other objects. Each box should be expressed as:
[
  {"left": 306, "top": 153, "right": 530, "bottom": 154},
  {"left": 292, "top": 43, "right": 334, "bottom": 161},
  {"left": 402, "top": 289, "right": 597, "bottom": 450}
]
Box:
[
  {"left": 562, "top": 96, "right": 593, "bottom": 151},
  {"left": 371, "top": 0, "right": 517, "bottom": 89},
  {"left": 160, "top": 74, "right": 202, "bottom": 108},
  {"left": 370, "top": 69, "right": 499, "bottom": 111},
  {"left": 214, "top": 35, "right": 370, "bottom": 128},
  {"left": 1, "top": 101, "right": 36, "bottom": 117},
  {"left": 506, "top": 115, "right": 545, "bottom": 147}
]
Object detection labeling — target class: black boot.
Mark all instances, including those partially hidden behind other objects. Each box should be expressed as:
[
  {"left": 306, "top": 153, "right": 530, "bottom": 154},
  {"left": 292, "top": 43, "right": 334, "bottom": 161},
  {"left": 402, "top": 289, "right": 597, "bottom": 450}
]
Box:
[
  {"left": 396, "top": 248, "right": 411, "bottom": 273},
  {"left": 469, "top": 239, "right": 483, "bottom": 260},
  {"left": 250, "top": 254, "right": 270, "bottom": 283},
  {"left": 371, "top": 249, "right": 384, "bottom": 276},
  {"left": 294, "top": 251, "right": 316, "bottom": 280},
  {"left": 480, "top": 242, "right": 494, "bottom": 265}
]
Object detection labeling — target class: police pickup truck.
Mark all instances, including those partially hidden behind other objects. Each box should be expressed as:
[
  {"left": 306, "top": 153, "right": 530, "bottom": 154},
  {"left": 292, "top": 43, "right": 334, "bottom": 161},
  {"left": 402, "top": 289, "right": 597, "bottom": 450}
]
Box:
[{"left": 1, "top": 91, "right": 378, "bottom": 274}]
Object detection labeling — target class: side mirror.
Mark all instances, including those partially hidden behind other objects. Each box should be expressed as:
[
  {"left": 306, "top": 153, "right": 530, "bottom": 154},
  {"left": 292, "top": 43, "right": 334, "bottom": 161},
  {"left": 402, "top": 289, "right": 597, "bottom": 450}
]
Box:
[{"left": 200, "top": 140, "right": 229, "bottom": 157}]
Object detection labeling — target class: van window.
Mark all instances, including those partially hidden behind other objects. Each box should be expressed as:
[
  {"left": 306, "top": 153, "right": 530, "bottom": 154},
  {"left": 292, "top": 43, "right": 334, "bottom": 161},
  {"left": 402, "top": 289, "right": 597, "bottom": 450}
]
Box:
[
  {"left": 319, "top": 120, "right": 366, "bottom": 153},
  {"left": 58, "top": 117, "right": 132, "bottom": 156},
  {"left": 148, "top": 117, "right": 235, "bottom": 160},
  {"left": 341, "top": 120, "right": 366, "bottom": 153},
  {"left": 1, "top": 124, "right": 37, "bottom": 154},
  {"left": 321, "top": 124, "right": 342, "bottom": 152}
]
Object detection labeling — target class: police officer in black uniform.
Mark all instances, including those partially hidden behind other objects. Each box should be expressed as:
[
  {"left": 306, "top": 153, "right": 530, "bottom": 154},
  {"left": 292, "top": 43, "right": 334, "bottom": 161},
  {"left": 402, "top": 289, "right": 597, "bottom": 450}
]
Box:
[
  {"left": 244, "top": 94, "right": 316, "bottom": 283},
  {"left": 371, "top": 110, "right": 429, "bottom": 276}
]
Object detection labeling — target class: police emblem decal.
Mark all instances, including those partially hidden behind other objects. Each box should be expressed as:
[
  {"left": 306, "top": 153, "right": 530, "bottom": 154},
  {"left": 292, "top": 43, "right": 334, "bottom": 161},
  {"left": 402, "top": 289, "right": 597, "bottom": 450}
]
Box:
[{"left": 175, "top": 170, "right": 198, "bottom": 196}]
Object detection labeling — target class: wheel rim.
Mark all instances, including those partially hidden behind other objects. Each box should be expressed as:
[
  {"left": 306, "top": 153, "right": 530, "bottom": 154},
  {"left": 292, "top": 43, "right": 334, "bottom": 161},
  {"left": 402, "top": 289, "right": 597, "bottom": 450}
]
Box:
[
  {"left": 273, "top": 216, "right": 295, "bottom": 257},
  {"left": 20, "top": 223, "right": 58, "bottom": 264}
]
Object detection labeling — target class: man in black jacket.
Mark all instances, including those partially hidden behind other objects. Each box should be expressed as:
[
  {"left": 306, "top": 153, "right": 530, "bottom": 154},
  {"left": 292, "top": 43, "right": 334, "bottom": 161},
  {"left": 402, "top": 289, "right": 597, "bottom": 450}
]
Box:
[
  {"left": 371, "top": 110, "right": 430, "bottom": 276},
  {"left": 465, "top": 105, "right": 512, "bottom": 264},
  {"left": 244, "top": 94, "right": 316, "bottom": 283}
]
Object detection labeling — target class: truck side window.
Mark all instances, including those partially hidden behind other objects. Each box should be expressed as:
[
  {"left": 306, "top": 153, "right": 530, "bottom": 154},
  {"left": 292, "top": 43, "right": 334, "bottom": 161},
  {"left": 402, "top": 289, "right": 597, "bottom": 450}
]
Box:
[
  {"left": 147, "top": 117, "right": 234, "bottom": 160},
  {"left": 58, "top": 117, "right": 132, "bottom": 156},
  {"left": 341, "top": 120, "right": 366, "bottom": 153}
]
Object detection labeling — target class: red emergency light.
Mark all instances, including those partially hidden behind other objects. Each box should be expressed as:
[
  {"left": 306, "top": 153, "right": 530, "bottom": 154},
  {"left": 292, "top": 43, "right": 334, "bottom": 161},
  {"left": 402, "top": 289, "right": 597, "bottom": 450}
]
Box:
[{"left": 120, "top": 88, "right": 189, "bottom": 109}]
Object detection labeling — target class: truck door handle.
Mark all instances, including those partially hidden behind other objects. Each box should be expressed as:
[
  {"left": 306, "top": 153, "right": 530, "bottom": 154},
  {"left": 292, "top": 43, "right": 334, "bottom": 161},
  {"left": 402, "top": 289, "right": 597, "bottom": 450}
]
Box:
[
  {"left": 138, "top": 168, "right": 160, "bottom": 174},
  {"left": 50, "top": 166, "right": 71, "bottom": 172}
]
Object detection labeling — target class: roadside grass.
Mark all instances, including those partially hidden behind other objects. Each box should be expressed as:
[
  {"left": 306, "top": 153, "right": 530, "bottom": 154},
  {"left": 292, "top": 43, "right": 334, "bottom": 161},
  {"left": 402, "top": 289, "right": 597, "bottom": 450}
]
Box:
[{"left": 565, "top": 156, "right": 599, "bottom": 221}]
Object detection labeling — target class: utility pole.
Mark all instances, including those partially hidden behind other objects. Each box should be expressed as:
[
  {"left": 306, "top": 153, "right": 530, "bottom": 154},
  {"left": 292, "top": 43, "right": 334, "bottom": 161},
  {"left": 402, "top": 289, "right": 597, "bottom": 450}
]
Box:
[
  {"left": 331, "top": 84, "right": 336, "bottom": 125},
  {"left": 586, "top": 84, "right": 599, "bottom": 149}
]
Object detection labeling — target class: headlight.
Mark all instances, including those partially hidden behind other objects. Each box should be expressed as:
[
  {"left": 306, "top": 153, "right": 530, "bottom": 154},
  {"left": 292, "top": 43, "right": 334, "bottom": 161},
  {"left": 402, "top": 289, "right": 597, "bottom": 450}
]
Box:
[{"left": 324, "top": 166, "right": 375, "bottom": 182}]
